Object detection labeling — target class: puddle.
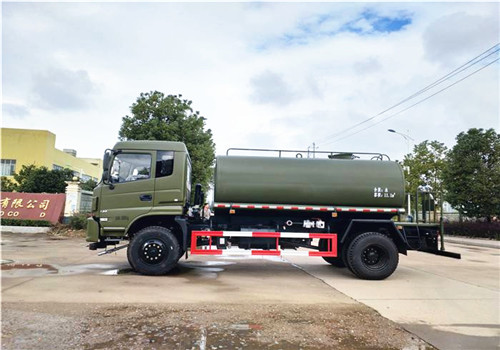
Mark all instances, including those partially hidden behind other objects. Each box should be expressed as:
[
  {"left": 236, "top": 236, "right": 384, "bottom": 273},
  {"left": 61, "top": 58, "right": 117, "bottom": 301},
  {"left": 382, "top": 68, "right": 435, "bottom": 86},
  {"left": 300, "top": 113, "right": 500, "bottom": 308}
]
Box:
[
  {"left": 177, "top": 262, "right": 226, "bottom": 279},
  {"left": 58, "top": 264, "right": 125, "bottom": 276},
  {"left": 1, "top": 263, "right": 127, "bottom": 278},
  {"left": 1, "top": 263, "right": 58, "bottom": 277},
  {"left": 100, "top": 268, "right": 136, "bottom": 276},
  {"left": 181, "top": 260, "right": 235, "bottom": 267},
  {"left": 1, "top": 259, "right": 233, "bottom": 279},
  {"left": 84, "top": 323, "right": 307, "bottom": 350},
  {"left": 97, "top": 261, "right": 229, "bottom": 279},
  {"left": 229, "top": 323, "right": 263, "bottom": 331}
]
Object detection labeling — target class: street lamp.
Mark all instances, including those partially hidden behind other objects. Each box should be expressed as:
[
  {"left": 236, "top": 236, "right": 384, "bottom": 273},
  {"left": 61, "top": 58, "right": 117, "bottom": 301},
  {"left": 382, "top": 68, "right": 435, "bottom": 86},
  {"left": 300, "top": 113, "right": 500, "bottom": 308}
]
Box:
[
  {"left": 388, "top": 129, "right": 414, "bottom": 219},
  {"left": 387, "top": 129, "right": 414, "bottom": 154}
]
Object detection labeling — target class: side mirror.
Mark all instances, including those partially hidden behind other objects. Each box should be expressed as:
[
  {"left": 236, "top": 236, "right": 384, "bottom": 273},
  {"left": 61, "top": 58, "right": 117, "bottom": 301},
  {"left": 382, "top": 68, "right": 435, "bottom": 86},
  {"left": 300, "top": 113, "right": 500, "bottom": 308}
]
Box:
[
  {"left": 102, "top": 170, "right": 114, "bottom": 189},
  {"left": 102, "top": 170, "right": 110, "bottom": 183},
  {"left": 103, "top": 150, "right": 112, "bottom": 172}
]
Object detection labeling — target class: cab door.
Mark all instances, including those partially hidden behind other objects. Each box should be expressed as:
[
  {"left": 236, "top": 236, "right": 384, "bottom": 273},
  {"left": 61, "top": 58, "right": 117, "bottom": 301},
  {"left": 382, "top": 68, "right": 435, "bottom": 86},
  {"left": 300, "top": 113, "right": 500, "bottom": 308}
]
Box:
[
  {"left": 99, "top": 151, "right": 155, "bottom": 234},
  {"left": 153, "top": 151, "right": 187, "bottom": 213}
]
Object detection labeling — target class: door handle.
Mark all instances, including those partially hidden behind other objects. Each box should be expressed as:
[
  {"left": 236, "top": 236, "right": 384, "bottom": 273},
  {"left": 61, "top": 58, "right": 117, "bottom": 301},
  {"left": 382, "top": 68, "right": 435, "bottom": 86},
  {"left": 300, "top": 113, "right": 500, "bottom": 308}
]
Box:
[{"left": 139, "top": 194, "right": 152, "bottom": 201}]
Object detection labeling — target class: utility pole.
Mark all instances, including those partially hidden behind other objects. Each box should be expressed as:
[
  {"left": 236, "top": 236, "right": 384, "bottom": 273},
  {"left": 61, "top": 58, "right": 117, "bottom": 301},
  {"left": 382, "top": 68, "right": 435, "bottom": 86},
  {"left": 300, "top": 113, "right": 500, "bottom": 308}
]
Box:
[
  {"left": 388, "top": 129, "right": 415, "bottom": 219},
  {"left": 309, "top": 142, "right": 319, "bottom": 158}
]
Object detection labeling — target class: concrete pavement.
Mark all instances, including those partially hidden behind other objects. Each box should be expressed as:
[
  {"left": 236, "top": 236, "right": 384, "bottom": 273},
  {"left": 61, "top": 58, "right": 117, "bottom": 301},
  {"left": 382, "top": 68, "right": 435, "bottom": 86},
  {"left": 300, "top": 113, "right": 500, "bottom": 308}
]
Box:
[
  {"left": 444, "top": 235, "right": 500, "bottom": 249},
  {"left": 287, "top": 242, "right": 500, "bottom": 350},
  {"left": 2, "top": 229, "right": 498, "bottom": 349},
  {"left": 1, "top": 232, "right": 429, "bottom": 350}
]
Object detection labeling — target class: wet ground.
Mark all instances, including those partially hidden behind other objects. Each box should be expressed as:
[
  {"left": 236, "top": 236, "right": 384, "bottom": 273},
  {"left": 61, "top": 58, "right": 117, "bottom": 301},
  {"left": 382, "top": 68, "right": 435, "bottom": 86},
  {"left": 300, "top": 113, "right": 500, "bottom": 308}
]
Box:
[
  {"left": 287, "top": 242, "right": 500, "bottom": 350},
  {"left": 1, "top": 232, "right": 432, "bottom": 349},
  {"left": 3, "top": 302, "right": 432, "bottom": 350}
]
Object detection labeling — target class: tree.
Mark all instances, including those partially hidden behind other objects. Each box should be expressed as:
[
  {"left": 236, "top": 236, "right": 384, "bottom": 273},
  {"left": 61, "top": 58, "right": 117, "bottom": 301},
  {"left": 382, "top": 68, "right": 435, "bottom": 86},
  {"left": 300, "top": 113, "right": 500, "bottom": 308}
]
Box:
[
  {"left": 443, "top": 128, "right": 500, "bottom": 221},
  {"left": 81, "top": 179, "right": 98, "bottom": 191},
  {"left": 13, "top": 164, "right": 73, "bottom": 193},
  {"left": 1, "top": 176, "right": 17, "bottom": 192},
  {"left": 402, "top": 140, "right": 448, "bottom": 207},
  {"left": 119, "top": 91, "right": 216, "bottom": 194}
]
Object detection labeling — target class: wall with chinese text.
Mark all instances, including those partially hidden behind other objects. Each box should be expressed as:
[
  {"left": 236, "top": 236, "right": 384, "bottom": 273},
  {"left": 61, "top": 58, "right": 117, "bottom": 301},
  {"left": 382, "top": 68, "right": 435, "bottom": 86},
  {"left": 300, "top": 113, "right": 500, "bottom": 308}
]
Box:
[{"left": 0, "top": 192, "right": 66, "bottom": 224}]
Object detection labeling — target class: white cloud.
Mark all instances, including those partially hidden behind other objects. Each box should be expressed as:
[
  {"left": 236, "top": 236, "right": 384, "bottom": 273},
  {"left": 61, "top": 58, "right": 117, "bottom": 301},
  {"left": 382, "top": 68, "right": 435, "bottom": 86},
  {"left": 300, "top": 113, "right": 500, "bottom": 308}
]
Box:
[
  {"left": 2, "top": 103, "right": 30, "bottom": 118},
  {"left": 423, "top": 11, "right": 499, "bottom": 66},
  {"left": 1, "top": 2, "right": 499, "bottom": 162},
  {"left": 30, "top": 67, "right": 96, "bottom": 111}
]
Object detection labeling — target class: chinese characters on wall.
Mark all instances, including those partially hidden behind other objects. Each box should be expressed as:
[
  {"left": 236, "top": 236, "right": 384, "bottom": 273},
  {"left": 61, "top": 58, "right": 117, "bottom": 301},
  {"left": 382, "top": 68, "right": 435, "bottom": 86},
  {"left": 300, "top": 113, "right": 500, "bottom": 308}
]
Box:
[{"left": 0, "top": 193, "right": 66, "bottom": 224}]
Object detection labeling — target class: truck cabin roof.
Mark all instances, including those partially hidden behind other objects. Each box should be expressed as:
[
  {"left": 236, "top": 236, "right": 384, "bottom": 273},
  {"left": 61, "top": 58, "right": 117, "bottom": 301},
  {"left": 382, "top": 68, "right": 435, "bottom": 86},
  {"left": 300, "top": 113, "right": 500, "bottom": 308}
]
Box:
[{"left": 113, "top": 141, "right": 188, "bottom": 153}]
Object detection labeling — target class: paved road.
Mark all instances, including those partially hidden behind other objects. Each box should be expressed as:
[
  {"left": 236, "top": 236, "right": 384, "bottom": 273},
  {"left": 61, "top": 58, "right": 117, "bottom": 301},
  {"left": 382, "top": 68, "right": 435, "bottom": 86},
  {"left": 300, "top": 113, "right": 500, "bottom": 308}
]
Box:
[
  {"left": 2, "top": 232, "right": 498, "bottom": 349},
  {"left": 287, "top": 242, "right": 500, "bottom": 350},
  {"left": 1, "top": 232, "right": 428, "bottom": 350}
]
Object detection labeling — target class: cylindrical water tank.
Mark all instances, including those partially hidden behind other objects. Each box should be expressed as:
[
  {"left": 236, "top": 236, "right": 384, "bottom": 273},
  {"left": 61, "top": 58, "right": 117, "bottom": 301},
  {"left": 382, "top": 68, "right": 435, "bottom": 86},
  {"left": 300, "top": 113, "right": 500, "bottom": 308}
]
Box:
[{"left": 214, "top": 156, "right": 405, "bottom": 208}]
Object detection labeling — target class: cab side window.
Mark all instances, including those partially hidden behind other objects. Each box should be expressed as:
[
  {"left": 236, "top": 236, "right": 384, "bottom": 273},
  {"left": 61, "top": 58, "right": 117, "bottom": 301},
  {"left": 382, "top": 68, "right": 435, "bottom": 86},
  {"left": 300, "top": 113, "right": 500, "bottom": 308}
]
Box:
[
  {"left": 156, "top": 151, "right": 174, "bottom": 178},
  {"left": 110, "top": 153, "right": 151, "bottom": 183}
]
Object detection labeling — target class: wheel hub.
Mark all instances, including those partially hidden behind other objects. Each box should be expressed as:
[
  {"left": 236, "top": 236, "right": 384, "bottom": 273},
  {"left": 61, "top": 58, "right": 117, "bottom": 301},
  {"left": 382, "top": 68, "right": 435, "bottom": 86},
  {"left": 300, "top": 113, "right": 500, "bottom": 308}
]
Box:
[
  {"left": 140, "top": 239, "right": 167, "bottom": 265},
  {"left": 362, "top": 247, "right": 381, "bottom": 265}
]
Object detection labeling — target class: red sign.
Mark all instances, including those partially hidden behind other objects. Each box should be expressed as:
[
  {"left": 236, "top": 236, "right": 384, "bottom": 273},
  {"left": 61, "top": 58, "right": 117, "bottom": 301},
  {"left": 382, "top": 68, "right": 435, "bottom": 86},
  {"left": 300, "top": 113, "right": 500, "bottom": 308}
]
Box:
[{"left": 0, "top": 192, "right": 66, "bottom": 224}]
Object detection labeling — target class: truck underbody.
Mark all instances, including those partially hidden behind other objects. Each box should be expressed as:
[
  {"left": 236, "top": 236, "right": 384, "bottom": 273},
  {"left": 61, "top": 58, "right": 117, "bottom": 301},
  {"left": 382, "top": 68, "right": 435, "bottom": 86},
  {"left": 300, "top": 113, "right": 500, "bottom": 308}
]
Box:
[{"left": 90, "top": 202, "right": 460, "bottom": 280}]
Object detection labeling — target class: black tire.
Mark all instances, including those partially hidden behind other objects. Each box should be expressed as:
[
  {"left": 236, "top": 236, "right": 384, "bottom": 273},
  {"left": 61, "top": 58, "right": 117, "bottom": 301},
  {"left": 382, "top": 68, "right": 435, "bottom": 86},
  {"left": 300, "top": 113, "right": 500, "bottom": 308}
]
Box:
[
  {"left": 128, "top": 226, "right": 180, "bottom": 275},
  {"left": 127, "top": 244, "right": 135, "bottom": 270},
  {"left": 319, "top": 239, "right": 346, "bottom": 267},
  {"left": 346, "top": 232, "right": 399, "bottom": 280},
  {"left": 342, "top": 239, "right": 355, "bottom": 273}
]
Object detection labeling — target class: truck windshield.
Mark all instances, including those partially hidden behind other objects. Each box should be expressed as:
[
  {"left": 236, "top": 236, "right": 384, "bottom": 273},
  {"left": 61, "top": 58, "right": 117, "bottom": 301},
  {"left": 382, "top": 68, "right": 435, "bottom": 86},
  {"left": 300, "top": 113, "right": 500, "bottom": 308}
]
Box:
[{"left": 110, "top": 153, "right": 151, "bottom": 183}]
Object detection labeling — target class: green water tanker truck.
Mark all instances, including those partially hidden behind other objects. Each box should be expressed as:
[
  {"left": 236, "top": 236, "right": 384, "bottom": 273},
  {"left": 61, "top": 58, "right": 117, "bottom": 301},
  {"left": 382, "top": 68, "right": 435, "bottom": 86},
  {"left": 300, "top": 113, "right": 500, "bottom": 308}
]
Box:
[{"left": 87, "top": 141, "right": 460, "bottom": 280}]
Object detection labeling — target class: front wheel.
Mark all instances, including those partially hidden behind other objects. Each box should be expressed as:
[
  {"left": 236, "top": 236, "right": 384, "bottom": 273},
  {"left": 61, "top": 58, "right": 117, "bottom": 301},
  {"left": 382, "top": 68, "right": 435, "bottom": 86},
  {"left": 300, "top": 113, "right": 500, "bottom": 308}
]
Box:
[
  {"left": 128, "top": 226, "right": 180, "bottom": 275},
  {"left": 346, "top": 232, "right": 399, "bottom": 280}
]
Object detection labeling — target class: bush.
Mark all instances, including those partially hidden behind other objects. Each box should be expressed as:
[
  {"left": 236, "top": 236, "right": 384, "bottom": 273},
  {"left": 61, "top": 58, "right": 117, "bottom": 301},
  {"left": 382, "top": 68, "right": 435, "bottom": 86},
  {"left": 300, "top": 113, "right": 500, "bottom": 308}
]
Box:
[
  {"left": 444, "top": 222, "right": 500, "bottom": 240},
  {"left": 0, "top": 218, "right": 52, "bottom": 227},
  {"left": 68, "top": 214, "right": 88, "bottom": 230},
  {"left": 1, "top": 176, "right": 17, "bottom": 192}
]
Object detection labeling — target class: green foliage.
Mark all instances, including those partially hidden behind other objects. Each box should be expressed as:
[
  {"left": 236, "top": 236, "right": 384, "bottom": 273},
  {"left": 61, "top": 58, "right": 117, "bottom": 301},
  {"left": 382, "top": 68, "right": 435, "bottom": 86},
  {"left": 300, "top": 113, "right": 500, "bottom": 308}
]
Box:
[
  {"left": 68, "top": 214, "right": 88, "bottom": 230},
  {"left": 402, "top": 140, "right": 448, "bottom": 207},
  {"left": 13, "top": 164, "right": 73, "bottom": 193},
  {"left": 81, "top": 179, "right": 97, "bottom": 191},
  {"left": 1, "top": 176, "right": 17, "bottom": 192},
  {"left": 445, "top": 222, "right": 500, "bottom": 240},
  {"left": 443, "top": 128, "right": 500, "bottom": 221},
  {"left": 119, "top": 91, "right": 216, "bottom": 193},
  {"left": 0, "top": 218, "right": 52, "bottom": 227}
]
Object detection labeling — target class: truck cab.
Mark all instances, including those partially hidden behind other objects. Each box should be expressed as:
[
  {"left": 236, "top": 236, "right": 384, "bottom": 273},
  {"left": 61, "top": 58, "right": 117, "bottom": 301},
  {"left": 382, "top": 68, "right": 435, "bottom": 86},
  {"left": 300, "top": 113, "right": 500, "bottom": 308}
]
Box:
[{"left": 87, "top": 141, "right": 192, "bottom": 252}]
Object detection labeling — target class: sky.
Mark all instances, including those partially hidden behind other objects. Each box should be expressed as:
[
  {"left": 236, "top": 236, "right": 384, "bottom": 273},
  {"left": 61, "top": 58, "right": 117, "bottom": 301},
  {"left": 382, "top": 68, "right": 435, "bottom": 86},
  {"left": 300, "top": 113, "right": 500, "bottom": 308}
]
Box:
[{"left": 2, "top": 2, "right": 499, "bottom": 163}]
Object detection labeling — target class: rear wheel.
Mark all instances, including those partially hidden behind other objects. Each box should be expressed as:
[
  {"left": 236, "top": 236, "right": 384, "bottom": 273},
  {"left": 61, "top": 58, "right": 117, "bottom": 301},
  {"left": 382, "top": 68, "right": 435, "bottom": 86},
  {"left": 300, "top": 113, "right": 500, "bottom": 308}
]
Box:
[
  {"left": 128, "top": 226, "right": 180, "bottom": 275},
  {"left": 319, "top": 238, "right": 346, "bottom": 267},
  {"left": 346, "top": 232, "right": 398, "bottom": 280}
]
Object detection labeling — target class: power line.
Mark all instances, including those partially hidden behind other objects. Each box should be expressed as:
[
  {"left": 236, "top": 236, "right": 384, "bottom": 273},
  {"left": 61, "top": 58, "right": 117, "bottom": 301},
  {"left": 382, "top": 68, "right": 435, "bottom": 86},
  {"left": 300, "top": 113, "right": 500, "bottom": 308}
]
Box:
[
  {"left": 321, "top": 57, "right": 499, "bottom": 146},
  {"left": 316, "top": 43, "right": 500, "bottom": 146}
]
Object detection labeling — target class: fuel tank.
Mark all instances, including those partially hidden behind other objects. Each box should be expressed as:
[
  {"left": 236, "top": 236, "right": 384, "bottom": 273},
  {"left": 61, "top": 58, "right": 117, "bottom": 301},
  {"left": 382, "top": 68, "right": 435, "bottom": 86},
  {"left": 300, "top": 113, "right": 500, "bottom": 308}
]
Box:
[{"left": 214, "top": 156, "right": 405, "bottom": 208}]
